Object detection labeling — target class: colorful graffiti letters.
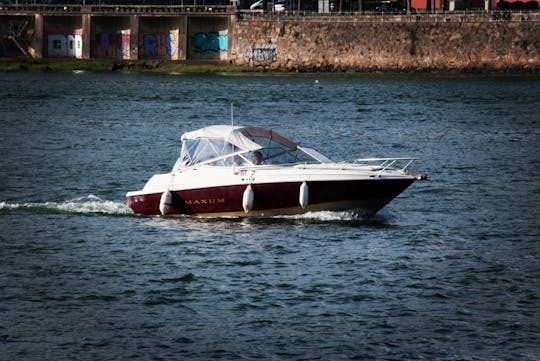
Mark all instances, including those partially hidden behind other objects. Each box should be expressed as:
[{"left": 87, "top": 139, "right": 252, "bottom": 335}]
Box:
[
  {"left": 143, "top": 33, "right": 177, "bottom": 58},
  {"left": 48, "top": 34, "right": 82, "bottom": 58},
  {"left": 93, "top": 32, "right": 130, "bottom": 58},
  {"left": 252, "top": 45, "right": 277, "bottom": 64},
  {"left": 192, "top": 32, "right": 228, "bottom": 52}
]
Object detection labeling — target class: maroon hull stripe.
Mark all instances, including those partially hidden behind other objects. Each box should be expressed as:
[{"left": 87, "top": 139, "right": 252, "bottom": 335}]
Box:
[{"left": 127, "top": 178, "right": 415, "bottom": 216}]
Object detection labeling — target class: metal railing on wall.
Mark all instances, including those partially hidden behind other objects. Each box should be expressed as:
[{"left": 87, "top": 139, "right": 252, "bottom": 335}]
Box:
[
  {"left": 0, "top": 3, "right": 236, "bottom": 14},
  {"left": 1, "top": 3, "right": 538, "bottom": 21},
  {"left": 238, "top": 10, "right": 540, "bottom": 23}
]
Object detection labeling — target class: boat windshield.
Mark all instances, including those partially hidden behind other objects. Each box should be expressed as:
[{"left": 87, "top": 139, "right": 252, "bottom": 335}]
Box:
[
  {"left": 174, "top": 134, "right": 323, "bottom": 170},
  {"left": 248, "top": 136, "right": 316, "bottom": 165}
]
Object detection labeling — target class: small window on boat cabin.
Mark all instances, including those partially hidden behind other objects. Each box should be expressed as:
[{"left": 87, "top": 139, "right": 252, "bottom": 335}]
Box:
[{"left": 180, "top": 139, "right": 242, "bottom": 167}]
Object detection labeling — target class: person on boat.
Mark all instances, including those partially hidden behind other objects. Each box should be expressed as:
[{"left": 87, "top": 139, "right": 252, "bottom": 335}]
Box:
[{"left": 251, "top": 151, "right": 264, "bottom": 165}]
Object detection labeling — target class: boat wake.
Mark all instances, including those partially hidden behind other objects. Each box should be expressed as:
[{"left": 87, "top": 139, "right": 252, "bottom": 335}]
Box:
[
  {"left": 0, "top": 196, "right": 391, "bottom": 224},
  {"left": 280, "top": 211, "right": 366, "bottom": 221},
  {"left": 0, "top": 195, "right": 132, "bottom": 216},
  {"left": 276, "top": 209, "right": 393, "bottom": 223}
]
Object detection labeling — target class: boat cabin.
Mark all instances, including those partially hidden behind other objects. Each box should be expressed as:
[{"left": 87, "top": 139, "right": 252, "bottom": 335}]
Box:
[{"left": 173, "top": 125, "right": 331, "bottom": 170}]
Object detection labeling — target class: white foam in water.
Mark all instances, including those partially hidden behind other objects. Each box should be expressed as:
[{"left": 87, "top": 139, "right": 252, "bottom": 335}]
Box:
[
  {"left": 279, "top": 210, "right": 363, "bottom": 221},
  {"left": 54, "top": 195, "right": 132, "bottom": 215},
  {"left": 276, "top": 208, "right": 394, "bottom": 223},
  {"left": 0, "top": 195, "right": 132, "bottom": 215},
  {"left": 1, "top": 197, "right": 390, "bottom": 221}
]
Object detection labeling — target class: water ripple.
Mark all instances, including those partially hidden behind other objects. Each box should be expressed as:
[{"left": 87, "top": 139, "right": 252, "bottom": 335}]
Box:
[{"left": 1, "top": 72, "right": 539, "bottom": 361}]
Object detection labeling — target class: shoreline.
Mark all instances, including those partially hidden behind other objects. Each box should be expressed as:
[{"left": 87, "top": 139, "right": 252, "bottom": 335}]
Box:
[
  {"left": 0, "top": 58, "right": 258, "bottom": 74},
  {"left": 1, "top": 58, "right": 539, "bottom": 75}
]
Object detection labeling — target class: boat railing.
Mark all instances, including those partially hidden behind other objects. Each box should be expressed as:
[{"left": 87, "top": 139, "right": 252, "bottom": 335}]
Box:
[
  {"left": 353, "top": 157, "right": 416, "bottom": 173},
  {"left": 353, "top": 157, "right": 427, "bottom": 179},
  {"left": 293, "top": 157, "right": 417, "bottom": 174},
  {"left": 354, "top": 157, "right": 415, "bottom": 166}
]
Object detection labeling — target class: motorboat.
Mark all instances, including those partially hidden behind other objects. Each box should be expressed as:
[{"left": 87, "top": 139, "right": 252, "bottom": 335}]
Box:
[{"left": 126, "top": 125, "right": 425, "bottom": 217}]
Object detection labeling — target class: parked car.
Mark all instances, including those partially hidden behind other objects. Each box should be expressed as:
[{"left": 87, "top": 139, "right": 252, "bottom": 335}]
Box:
[
  {"left": 250, "top": 0, "right": 285, "bottom": 12},
  {"left": 274, "top": 2, "right": 285, "bottom": 12},
  {"left": 249, "top": 0, "right": 263, "bottom": 10},
  {"left": 375, "top": 0, "right": 406, "bottom": 14}
]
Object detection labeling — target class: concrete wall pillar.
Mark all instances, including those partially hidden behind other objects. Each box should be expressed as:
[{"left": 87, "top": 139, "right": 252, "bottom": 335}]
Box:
[
  {"left": 130, "top": 15, "right": 139, "bottom": 60},
  {"left": 81, "top": 14, "right": 91, "bottom": 59},
  {"left": 178, "top": 16, "right": 187, "bottom": 61},
  {"left": 228, "top": 14, "right": 236, "bottom": 62},
  {"left": 32, "top": 14, "right": 43, "bottom": 59}
]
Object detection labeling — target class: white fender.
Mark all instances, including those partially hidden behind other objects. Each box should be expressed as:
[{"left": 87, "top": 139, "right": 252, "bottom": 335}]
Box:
[
  {"left": 159, "top": 190, "right": 173, "bottom": 215},
  {"left": 242, "top": 185, "right": 254, "bottom": 213},
  {"left": 299, "top": 181, "right": 309, "bottom": 209}
]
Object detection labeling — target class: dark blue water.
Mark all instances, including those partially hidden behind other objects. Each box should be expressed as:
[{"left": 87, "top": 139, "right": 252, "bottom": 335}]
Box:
[{"left": 1, "top": 71, "right": 539, "bottom": 360}]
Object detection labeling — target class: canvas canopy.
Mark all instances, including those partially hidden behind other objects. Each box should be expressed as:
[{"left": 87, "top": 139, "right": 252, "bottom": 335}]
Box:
[
  {"left": 174, "top": 125, "right": 325, "bottom": 170},
  {"left": 181, "top": 125, "right": 298, "bottom": 152}
]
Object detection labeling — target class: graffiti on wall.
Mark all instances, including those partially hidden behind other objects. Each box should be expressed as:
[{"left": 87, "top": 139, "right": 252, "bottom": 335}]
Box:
[
  {"left": 93, "top": 31, "right": 130, "bottom": 59},
  {"left": 47, "top": 30, "right": 82, "bottom": 58},
  {"left": 142, "top": 31, "right": 179, "bottom": 59},
  {"left": 252, "top": 45, "right": 277, "bottom": 65},
  {"left": 192, "top": 31, "right": 228, "bottom": 52}
]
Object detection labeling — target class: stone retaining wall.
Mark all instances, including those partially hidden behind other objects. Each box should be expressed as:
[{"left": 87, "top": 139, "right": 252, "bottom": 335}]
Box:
[{"left": 231, "top": 17, "right": 540, "bottom": 71}]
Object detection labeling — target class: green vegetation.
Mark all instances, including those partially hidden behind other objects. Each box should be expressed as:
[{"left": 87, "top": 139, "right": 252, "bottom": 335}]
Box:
[
  {"left": 0, "top": 59, "right": 112, "bottom": 72},
  {"left": 0, "top": 59, "right": 259, "bottom": 74},
  {"left": 154, "top": 62, "right": 258, "bottom": 74}
]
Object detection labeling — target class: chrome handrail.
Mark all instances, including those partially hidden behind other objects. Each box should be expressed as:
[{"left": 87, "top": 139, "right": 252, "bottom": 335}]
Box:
[{"left": 352, "top": 157, "right": 417, "bottom": 175}]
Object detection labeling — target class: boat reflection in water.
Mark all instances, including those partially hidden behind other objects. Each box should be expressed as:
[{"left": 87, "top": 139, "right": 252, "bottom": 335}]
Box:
[{"left": 126, "top": 125, "right": 425, "bottom": 217}]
